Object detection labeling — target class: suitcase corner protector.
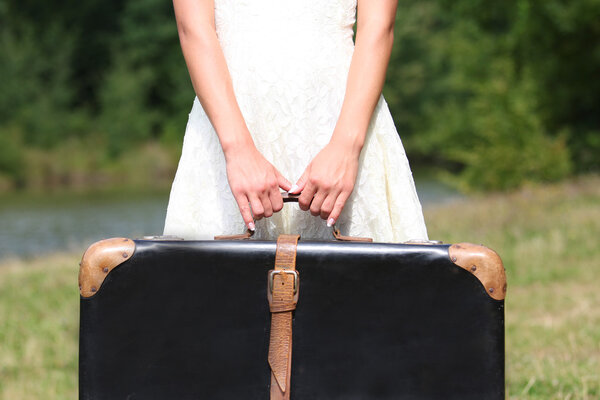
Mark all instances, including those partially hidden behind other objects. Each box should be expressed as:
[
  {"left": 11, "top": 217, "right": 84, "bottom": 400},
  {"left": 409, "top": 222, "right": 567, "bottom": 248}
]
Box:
[
  {"left": 78, "top": 237, "right": 135, "bottom": 298},
  {"left": 449, "top": 242, "right": 507, "bottom": 301}
]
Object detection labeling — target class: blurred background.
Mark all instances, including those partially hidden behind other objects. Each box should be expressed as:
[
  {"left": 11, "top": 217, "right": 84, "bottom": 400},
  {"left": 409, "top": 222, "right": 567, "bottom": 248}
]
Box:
[{"left": 0, "top": 0, "right": 598, "bottom": 398}]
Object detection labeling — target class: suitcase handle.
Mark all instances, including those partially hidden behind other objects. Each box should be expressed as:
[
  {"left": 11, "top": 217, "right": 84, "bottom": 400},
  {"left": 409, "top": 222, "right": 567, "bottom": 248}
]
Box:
[{"left": 214, "top": 191, "right": 373, "bottom": 242}]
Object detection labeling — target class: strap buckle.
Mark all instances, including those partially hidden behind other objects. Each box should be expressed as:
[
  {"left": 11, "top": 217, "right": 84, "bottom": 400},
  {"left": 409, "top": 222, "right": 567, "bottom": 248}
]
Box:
[{"left": 267, "top": 269, "right": 299, "bottom": 304}]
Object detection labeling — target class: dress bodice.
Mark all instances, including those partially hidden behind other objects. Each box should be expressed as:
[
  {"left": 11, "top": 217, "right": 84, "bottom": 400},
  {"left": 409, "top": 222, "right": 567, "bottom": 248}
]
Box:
[{"left": 214, "top": 0, "right": 357, "bottom": 73}]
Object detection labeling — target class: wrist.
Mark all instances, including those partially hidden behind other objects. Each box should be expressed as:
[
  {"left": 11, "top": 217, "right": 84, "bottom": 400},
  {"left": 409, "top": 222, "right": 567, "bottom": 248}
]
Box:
[
  {"left": 220, "top": 128, "right": 256, "bottom": 159},
  {"left": 329, "top": 128, "right": 365, "bottom": 156}
]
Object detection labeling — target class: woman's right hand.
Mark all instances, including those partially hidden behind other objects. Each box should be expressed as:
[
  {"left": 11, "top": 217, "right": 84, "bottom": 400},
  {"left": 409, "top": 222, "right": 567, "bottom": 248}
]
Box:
[
  {"left": 224, "top": 143, "right": 292, "bottom": 231},
  {"left": 173, "top": 1, "right": 291, "bottom": 230}
]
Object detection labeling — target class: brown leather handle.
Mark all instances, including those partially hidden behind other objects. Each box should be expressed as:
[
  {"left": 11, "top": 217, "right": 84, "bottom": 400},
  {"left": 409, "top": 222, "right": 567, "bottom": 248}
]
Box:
[{"left": 214, "top": 191, "right": 373, "bottom": 242}]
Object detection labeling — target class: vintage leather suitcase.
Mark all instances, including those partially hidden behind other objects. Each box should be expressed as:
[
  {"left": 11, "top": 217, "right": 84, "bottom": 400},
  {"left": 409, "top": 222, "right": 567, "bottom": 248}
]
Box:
[{"left": 79, "top": 195, "right": 506, "bottom": 400}]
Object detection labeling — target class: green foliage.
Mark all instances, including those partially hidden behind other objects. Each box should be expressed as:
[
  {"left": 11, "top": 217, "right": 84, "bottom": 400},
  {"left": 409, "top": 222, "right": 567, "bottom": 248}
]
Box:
[
  {"left": 0, "top": 25, "right": 84, "bottom": 148},
  {"left": 420, "top": 62, "right": 572, "bottom": 191},
  {"left": 385, "top": 0, "right": 598, "bottom": 191},
  {"left": 105, "top": 0, "right": 193, "bottom": 146},
  {"left": 98, "top": 61, "right": 158, "bottom": 158},
  {"left": 0, "top": 129, "right": 24, "bottom": 184},
  {"left": 512, "top": 0, "right": 600, "bottom": 173}
]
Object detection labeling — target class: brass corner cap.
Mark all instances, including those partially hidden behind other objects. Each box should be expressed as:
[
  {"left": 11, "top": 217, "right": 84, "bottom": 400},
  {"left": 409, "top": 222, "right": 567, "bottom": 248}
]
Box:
[
  {"left": 448, "top": 242, "right": 507, "bottom": 300},
  {"left": 79, "top": 237, "right": 135, "bottom": 298}
]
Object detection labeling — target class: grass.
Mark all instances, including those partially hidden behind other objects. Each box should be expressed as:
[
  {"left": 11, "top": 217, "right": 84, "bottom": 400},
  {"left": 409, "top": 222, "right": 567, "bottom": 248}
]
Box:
[
  {"left": 0, "top": 254, "right": 80, "bottom": 399},
  {"left": 426, "top": 175, "right": 600, "bottom": 399},
  {"left": 0, "top": 175, "right": 599, "bottom": 399}
]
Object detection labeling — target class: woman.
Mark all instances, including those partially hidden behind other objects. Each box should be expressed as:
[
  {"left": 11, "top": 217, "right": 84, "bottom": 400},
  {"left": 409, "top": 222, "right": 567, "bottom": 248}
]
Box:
[{"left": 163, "top": 0, "right": 428, "bottom": 242}]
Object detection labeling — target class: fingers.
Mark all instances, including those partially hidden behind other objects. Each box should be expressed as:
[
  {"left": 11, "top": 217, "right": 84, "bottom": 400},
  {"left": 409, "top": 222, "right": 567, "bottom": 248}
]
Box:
[
  {"left": 276, "top": 169, "right": 293, "bottom": 192},
  {"left": 320, "top": 191, "right": 338, "bottom": 220},
  {"left": 269, "top": 186, "right": 284, "bottom": 213},
  {"left": 227, "top": 150, "right": 292, "bottom": 230},
  {"left": 289, "top": 168, "right": 309, "bottom": 194},
  {"left": 310, "top": 191, "right": 327, "bottom": 217},
  {"left": 248, "top": 193, "right": 265, "bottom": 221},
  {"left": 298, "top": 181, "right": 316, "bottom": 211},
  {"left": 327, "top": 190, "right": 350, "bottom": 227},
  {"left": 260, "top": 191, "right": 274, "bottom": 218},
  {"left": 235, "top": 194, "right": 256, "bottom": 231},
  {"left": 235, "top": 182, "right": 283, "bottom": 229},
  {"left": 272, "top": 168, "right": 290, "bottom": 212}
]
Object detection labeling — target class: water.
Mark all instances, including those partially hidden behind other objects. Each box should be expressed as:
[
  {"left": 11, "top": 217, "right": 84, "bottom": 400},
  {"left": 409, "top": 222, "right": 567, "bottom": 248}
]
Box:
[{"left": 0, "top": 178, "right": 462, "bottom": 260}]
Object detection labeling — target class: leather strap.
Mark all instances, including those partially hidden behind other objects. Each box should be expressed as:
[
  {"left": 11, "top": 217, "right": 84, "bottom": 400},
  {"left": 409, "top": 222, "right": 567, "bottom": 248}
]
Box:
[
  {"left": 268, "top": 234, "right": 301, "bottom": 400},
  {"left": 332, "top": 226, "right": 373, "bottom": 242}
]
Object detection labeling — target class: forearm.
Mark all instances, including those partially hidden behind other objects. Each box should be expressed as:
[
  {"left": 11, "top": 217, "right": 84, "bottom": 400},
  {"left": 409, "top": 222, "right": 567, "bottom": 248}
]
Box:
[
  {"left": 330, "top": 7, "right": 396, "bottom": 153},
  {"left": 174, "top": 0, "right": 254, "bottom": 155}
]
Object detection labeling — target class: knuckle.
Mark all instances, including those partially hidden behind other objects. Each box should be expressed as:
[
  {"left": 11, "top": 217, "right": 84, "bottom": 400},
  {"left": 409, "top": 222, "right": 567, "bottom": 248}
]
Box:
[
  {"left": 322, "top": 206, "right": 333, "bottom": 215},
  {"left": 257, "top": 184, "right": 268, "bottom": 194},
  {"left": 298, "top": 198, "right": 309, "bottom": 209},
  {"left": 230, "top": 184, "right": 243, "bottom": 194},
  {"left": 308, "top": 176, "right": 320, "bottom": 186}
]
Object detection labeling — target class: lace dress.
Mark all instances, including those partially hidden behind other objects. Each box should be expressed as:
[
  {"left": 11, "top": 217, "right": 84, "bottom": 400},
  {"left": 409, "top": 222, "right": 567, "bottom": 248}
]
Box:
[{"left": 163, "top": 0, "right": 429, "bottom": 242}]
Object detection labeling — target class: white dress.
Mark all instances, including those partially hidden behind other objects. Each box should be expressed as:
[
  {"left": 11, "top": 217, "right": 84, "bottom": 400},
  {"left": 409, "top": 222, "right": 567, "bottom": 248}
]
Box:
[{"left": 163, "top": 0, "right": 429, "bottom": 243}]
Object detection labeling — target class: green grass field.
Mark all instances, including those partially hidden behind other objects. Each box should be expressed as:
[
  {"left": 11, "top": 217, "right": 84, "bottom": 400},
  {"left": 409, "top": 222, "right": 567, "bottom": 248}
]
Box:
[{"left": 1, "top": 176, "right": 599, "bottom": 399}]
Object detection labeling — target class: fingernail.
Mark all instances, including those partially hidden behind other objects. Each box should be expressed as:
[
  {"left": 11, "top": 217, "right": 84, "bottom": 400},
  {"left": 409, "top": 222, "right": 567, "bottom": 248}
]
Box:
[
  {"left": 289, "top": 184, "right": 299, "bottom": 193},
  {"left": 248, "top": 222, "right": 255, "bottom": 231},
  {"left": 327, "top": 218, "right": 335, "bottom": 227}
]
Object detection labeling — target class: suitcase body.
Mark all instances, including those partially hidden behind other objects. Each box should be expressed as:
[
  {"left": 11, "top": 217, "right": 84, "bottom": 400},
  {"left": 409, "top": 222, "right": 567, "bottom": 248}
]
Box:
[{"left": 79, "top": 237, "right": 506, "bottom": 399}]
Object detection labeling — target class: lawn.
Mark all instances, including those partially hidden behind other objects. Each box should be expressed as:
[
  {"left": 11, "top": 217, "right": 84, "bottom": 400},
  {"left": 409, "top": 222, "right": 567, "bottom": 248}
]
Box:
[{"left": 1, "top": 175, "right": 599, "bottom": 399}]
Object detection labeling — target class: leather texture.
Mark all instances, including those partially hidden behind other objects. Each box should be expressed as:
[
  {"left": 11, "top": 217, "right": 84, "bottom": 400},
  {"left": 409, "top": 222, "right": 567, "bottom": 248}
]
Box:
[
  {"left": 79, "top": 238, "right": 135, "bottom": 297},
  {"left": 449, "top": 243, "right": 507, "bottom": 300},
  {"left": 268, "top": 234, "right": 300, "bottom": 399},
  {"left": 79, "top": 239, "right": 505, "bottom": 399}
]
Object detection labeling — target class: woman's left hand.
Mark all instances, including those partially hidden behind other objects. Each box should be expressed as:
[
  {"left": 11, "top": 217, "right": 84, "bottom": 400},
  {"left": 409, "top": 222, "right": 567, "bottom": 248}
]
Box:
[{"left": 288, "top": 139, "right": 361, "bottom": 226}]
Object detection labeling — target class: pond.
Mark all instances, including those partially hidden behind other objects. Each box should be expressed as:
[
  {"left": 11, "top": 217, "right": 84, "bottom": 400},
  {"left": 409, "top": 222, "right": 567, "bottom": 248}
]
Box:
[{"left": 0, "top": 177, "right": 462, "bottom": 260}]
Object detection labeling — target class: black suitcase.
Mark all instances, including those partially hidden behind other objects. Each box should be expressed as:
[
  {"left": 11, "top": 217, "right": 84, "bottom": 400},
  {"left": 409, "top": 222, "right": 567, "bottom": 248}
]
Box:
[{"left": 79, "top": 197, "right": 506, "bottom": 400}]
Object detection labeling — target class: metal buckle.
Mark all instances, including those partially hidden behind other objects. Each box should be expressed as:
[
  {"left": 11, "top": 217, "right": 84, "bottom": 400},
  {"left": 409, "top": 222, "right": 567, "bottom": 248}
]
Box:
[{"left": 267, "top": 269, "right": 299, "bottom": 304}]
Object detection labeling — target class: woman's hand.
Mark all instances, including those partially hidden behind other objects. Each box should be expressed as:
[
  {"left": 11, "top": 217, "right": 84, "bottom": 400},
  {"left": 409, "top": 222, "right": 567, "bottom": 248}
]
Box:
[
  {"left": 174, "top": 0, "right": 293, "bottom": 232},
  {"left": 288, "top": 138, "right": 361, "bottom": 227},
  {"left": 283, "top": 0, "right": 398, "bottom": 228},
  {"left": 225, "top": 143, "right": 292, "bottom": 231}
]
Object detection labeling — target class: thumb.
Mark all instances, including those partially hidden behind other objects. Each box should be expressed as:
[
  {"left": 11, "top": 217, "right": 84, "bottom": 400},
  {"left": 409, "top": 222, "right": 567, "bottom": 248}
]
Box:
[
  {"left": 289, "top": 167, "right": 309, "bottom": 194},
  {"left": 275, "top": 168, "right": 292, "bottom": 191}
]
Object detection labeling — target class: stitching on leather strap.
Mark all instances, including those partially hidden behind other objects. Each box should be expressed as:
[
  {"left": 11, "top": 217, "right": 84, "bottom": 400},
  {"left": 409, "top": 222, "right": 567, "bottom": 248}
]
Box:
[{"left": 268, "top": 234, "right": 300, "bottom": 400}]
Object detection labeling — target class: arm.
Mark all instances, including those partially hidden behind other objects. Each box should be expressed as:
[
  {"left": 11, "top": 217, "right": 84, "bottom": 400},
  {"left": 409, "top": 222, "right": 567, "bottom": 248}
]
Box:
[
  {"left": 173, "top": 0, "right": 291, "bottom": 230},
  {"left": 289, "top": 0, "right": 398, "bottom": 225},
  {"left": 330, "top": 0, "right": 398, "bottom": 152}
]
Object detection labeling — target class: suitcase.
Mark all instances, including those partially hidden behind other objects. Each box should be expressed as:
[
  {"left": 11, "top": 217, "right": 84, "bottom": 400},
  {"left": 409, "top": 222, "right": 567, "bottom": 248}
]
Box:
[{"left": 78, "top": 194, "right": 506, "bottom": 400}]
